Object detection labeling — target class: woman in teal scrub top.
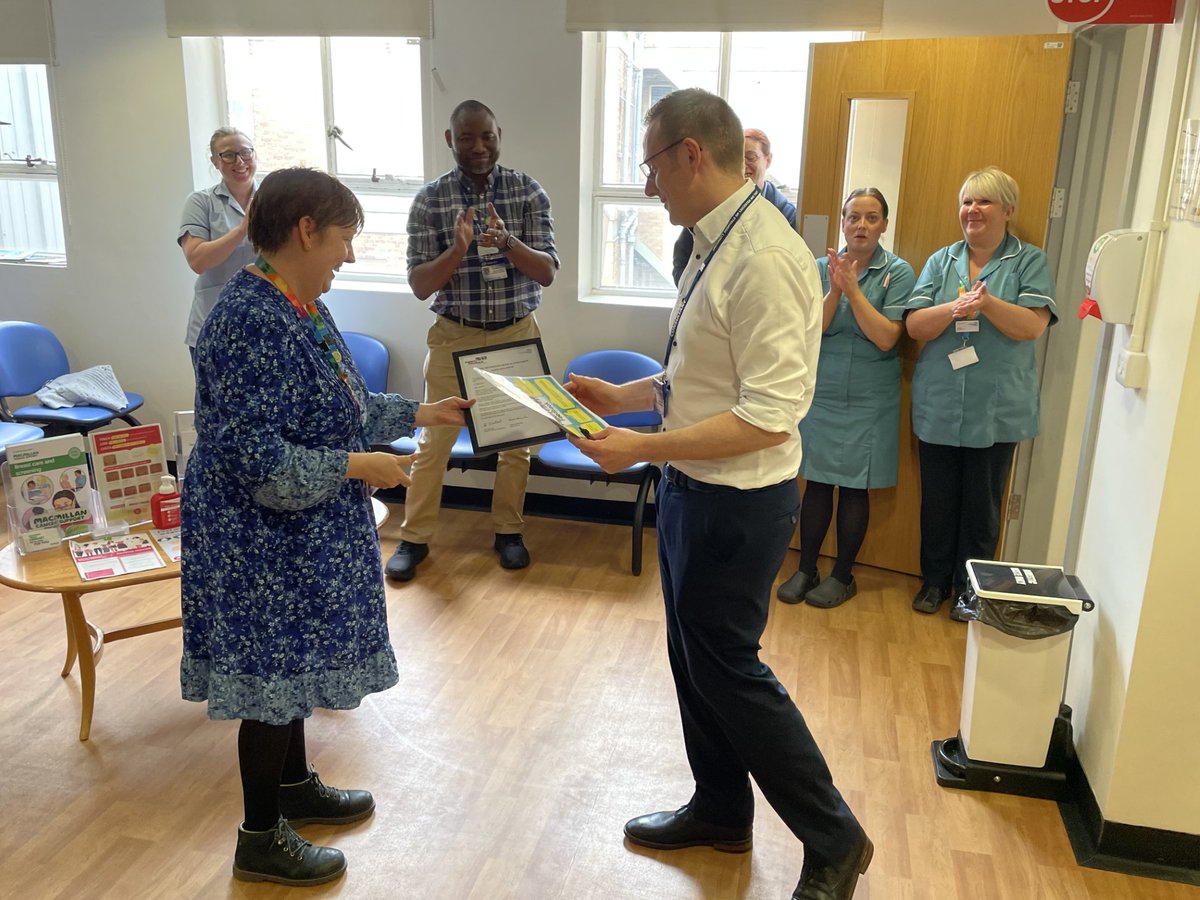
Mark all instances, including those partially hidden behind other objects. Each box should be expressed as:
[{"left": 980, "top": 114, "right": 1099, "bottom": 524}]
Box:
[
  {"left": 904, "top": 167, "right": 1056, "bottom": 618},
  {"left": 777, "top": 188, "right": 915, "bottom": 609}
]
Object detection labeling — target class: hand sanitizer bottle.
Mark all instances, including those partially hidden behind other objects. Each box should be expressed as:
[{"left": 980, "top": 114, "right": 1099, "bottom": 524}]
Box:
[{"left": 151, "top": 475, "right": 181, "bottom": 528}]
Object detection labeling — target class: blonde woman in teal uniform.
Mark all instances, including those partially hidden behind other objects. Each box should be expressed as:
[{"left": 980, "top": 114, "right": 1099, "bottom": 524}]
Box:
[
  {"left": 778, "top": 188, "right": 915, "bottom": 608},
  {"left": 904, "top": 166, "right": 1056, "bottom": 619}
]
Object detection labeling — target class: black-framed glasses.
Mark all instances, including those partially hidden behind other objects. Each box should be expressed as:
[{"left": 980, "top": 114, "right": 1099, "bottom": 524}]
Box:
[
  {"left": 216, "top": 148, "right": 256, "bottom": 164},
  {"left": 639, "top": 138, "right": 685, "bottom": 179}
]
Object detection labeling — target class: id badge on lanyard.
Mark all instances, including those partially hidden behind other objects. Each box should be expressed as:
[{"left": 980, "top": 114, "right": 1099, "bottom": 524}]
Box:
[{"left": 652, "top": 372, "right": 670, "bottom": 417}]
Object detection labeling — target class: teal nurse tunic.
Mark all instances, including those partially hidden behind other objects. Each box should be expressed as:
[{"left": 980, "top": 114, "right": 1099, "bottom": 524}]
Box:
[
  {"left": 905, "top": 233, "right": 1057, "bottom": 448},
  {"left": 800, "top": 245, "right": 916, "bottom": 488}
]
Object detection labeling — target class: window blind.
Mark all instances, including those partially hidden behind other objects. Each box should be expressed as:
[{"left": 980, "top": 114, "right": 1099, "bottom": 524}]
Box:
[{"left": 165, "top": 0, "right": 433, "bottom": 39}]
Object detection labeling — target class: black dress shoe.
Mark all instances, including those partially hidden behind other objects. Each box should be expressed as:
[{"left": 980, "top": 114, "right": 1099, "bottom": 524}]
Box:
[
  {"left": 385, "top": 541, "right": 428, "bottom": 581},
  {"left": 911, "top": 583, "right": 950, "bottom": 614},
  {"left": 792, "top": 829, "right": 873, "bottom": 899},
  {"left": 494, "top": 533, "right": 530, "bottom": 569},
  {"left": 624, "top": 805, "right": 752, "bottom": 853}
]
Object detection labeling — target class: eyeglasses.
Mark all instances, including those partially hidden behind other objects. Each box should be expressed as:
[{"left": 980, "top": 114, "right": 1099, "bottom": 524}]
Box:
[
  {"left": 744, "top": 152, "right": 762, "bottom": 165},
  {"left": 216, "top": 148, "right": 256, "bottom": 164},
  {"left": 639, "top": 138, "right": 685, "bottom": 179}
]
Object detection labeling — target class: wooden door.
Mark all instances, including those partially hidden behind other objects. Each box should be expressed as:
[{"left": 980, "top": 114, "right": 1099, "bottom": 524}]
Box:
[{"left": 799, "top": 33, "right": 1073, "bottom": 575}]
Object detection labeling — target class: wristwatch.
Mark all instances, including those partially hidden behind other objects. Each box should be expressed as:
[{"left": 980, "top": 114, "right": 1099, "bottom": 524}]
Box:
[{"left": 503, "top": 233, "right": 516, "bottom": 252}]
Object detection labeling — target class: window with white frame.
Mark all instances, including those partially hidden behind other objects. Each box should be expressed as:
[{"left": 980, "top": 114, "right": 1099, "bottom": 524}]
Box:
[
  {"left": 219, "top": 36, "right": 424, "bottom": 281},
  {"left": 0, "top": 64, "right": 65, "bottom": 262},
  {"left": 590, "top": 31, "right": 857, "bottom": 299}
]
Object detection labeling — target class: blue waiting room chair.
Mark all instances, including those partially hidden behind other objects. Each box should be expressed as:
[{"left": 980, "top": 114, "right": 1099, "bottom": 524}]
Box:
[
  {"left": 0, "top": 421, "right": 46, "bottom": 461},
  {"left": 0, "top": 322, "right": 143, "bottom": 436},
  {"left": 531, "top": 350, "right": 663, "bottom": 575},
  {"left": 341, "top": 331, "right": 390, "bottom": 394}
]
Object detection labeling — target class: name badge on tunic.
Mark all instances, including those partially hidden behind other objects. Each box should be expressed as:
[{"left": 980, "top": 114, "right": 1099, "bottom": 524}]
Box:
[
  {"left": 955, "top": 319, "right": 980, "bottom": 333},
  {"left": 481, "top": 264, "right": 508, "bottom": 282},
  {"left": 948, "top": 345, "right": 980, "bottom": 370},
  {"left": 478, "top": 243, "right": 501, "bottom": 258}
]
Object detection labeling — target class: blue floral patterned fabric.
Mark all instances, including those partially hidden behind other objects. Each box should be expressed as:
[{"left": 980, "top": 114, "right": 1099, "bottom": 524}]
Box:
[{"left": 181, "top": 268, "right": 418, "bottom": 724}]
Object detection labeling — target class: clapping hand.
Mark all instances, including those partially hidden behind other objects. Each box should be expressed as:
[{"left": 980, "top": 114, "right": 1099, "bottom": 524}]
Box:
[
  {"left": 826, "top": 250, "right": 860, "bottom": 297},
  {"left": 952, "top": 281, "right": 989, "bottom": 319},
  {"left": 453, "top": 207, "right": 477, "bottom": 254},
  {"left": 478, "top": 202, "right": 511, "bottom": 251}
]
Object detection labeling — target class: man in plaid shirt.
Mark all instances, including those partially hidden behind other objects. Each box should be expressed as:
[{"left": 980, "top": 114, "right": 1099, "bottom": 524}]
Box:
[{"left": 386, "top": 99, "right": 559, "bottom": 582}]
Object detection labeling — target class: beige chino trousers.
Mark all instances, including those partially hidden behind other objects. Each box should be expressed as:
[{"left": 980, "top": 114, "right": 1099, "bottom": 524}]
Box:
[{"left": 399, "top": 313, "right": 539, "bottom": 544}]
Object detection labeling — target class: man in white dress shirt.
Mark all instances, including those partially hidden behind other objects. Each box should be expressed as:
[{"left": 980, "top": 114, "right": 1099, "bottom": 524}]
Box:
[{"left": 566, "top": 88, "right": 872, "bottom": 900}]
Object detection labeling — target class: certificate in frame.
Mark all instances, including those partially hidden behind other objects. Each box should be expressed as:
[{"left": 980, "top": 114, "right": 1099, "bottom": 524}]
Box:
[{"left": 452, "top": 338, "right": 561, "bottom": 454}]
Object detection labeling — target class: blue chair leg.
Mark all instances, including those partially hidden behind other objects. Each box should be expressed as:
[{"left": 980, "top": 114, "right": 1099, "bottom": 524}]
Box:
[{"left": 631, "top": 465, "right": 660, "bottom": 576}]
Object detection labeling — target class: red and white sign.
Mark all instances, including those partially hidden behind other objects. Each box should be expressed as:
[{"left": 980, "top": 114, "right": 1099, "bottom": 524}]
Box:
[{"left": 1047, "top": 0, "right": 1176, "bottom": 25}]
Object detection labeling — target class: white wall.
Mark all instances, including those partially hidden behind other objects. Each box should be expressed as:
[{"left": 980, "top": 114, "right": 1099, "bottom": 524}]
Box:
[
  {"left": 1067, "top": 9, "right": 1200, "bottom": 833},
  {"left": 879, "top": 0, "right": 1062, "bottom": 38}
]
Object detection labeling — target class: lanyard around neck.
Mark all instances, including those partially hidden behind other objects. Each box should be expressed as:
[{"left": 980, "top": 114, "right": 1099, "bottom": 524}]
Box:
[
  {"left": 663, "top": 187, "right": 759, "bottom": 368},
  {"left": 255, "top": 256, "right": 361, "bottom": 411}
]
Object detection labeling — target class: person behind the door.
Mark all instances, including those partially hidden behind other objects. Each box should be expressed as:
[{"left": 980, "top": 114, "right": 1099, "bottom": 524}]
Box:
[
  {"left": 178, "top": 126, "right": 258, "bottom": 367},
  {"left": 385, "top": 99, "right": 559, "bottom": 582},
  {"left": 564, "top": 88, "right": 871, "bottom": 900},
  {"left": 904, "top": 166, "right": 1056, "bottom": 619},
  {"left": 777, "top": 187, "right": 915, "bottom": 609},
  {"left": 671, "top": 127, "right": 797, "bottom": 285}
]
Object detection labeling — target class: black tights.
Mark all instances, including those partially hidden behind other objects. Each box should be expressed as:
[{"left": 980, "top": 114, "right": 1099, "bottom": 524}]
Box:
[
  {"left": 798, "top": 481, "right": 870, "bottom": 584},
  {"left": 238, "top": 718, "right": 310, "bottom": 831}
]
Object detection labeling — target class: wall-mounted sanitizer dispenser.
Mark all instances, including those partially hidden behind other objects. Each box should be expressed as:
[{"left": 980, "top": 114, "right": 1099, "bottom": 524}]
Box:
[{"left": 1078, "top": 230, "right": 1147, "bottom": 324}]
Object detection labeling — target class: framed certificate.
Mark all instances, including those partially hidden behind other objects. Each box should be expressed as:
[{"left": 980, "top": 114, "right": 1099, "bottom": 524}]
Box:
[{"left": 452, "top": 338, "right": 562, "bottom": 453}]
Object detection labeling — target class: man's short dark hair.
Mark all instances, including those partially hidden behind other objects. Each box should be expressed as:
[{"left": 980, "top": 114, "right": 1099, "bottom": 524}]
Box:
[
  {"left": 645, "top": 88, "right": 743, "bottom": 177},
  {"left": 450, "top": 99, "right": 498, "bottom": 130},
  {"left": 247, "top": 168, "right": 364, "bottom": 254}
]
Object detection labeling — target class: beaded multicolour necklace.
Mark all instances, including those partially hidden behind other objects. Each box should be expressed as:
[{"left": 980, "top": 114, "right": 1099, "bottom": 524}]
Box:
[{"left": 255, "top": 256, "right": 360, "bottom": 411}]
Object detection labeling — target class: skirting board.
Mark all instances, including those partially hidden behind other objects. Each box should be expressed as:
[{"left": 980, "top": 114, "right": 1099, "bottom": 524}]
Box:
[{"left": 1059, "top": 746, "right": 1200, "bottom": 886}]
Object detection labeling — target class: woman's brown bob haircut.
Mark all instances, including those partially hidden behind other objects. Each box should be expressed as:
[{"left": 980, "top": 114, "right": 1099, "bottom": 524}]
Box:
[{"left": 247, "top": 167, "right": 365, "bottom": 255}]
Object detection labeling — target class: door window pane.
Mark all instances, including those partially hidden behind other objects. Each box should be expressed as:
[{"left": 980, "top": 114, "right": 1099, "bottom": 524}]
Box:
[{"left": 843, "top": 97, "right": 908, "bottom": 252}]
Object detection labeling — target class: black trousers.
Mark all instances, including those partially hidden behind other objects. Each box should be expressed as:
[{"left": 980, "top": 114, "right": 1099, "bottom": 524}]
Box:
[
  {"left": 917, "top": 440, "right": 1016, "bottom": 592},
  {"left": 656, "top": 473, "right": 861, "bottom": 863}
]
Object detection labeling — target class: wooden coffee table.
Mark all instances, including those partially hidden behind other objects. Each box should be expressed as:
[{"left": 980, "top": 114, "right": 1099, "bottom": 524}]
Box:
[{"left": 0, "top": 499, "right": 389, "bottom": 741}]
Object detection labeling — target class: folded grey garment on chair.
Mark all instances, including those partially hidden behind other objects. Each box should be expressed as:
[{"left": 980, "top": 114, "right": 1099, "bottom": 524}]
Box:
[{"left": 35, "top": 364, "right": 129, "bottom": 411}]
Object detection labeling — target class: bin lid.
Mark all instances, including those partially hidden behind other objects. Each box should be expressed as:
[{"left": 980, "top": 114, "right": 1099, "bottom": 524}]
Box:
[{"left": 965, "top": 560, "right": 1085, "bottom": 614}]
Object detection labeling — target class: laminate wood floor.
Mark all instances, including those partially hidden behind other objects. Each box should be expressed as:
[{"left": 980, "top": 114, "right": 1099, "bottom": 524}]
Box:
[{"left": 1, "top": 506, "right": 1195, "bottom": 899}]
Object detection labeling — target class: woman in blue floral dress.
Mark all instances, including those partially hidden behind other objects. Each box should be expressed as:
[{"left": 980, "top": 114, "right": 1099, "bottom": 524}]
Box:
[{"left": 181, "top": 168, "right": 471, "bottom": 887}]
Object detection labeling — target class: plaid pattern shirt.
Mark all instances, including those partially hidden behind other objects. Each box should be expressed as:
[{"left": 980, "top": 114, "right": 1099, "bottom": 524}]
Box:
[{"left": 407, "top": 165, "right": 558, "bottom": 323}]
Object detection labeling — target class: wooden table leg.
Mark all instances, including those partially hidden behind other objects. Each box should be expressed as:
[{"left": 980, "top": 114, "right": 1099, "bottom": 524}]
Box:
[
  {"left": 60, "top": 597, "right": 78, "bottom": 677},
  {"left": 61, "top": 591, "right": 98, "bottom": 742}
]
